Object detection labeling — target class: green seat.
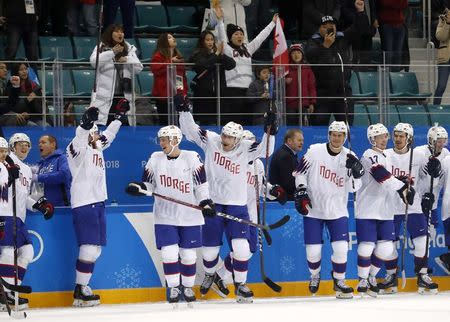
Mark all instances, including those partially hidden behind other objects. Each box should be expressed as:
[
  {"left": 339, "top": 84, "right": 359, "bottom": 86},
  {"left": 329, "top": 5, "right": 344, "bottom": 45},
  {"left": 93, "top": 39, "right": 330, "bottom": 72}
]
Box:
[
  {"left": 356, "top": 71, "right": 378, "bottom": 98},
  {"left": 366, "top": 105, "right": 380, "bottom": 124},
  {"left": 389, "top": 72, "right": 432, "bottom": 99},
  {"left": 137, "top": 71, "right": 154, "bottom": 96},
  {"left": 38, "top": 70, "right": 74, "bottom": 97},
  {"left": 353, "top": 104, "right": 370, "bottom": 126},
  {"left": 350, "top": 71, "right": 361, "bottom": 97},
  {"left": 137, "top": 38, "right": 158, "bottom": 62},
  {"left": 166, "top": 6, "right": 200, "bottom": 33},
  {"left": 427, "top": 105, "right": 450, "bottom": 125},
  {"left": 39, "top": 36, "right": 81, "bottom": 61},
  {"left": 397, "top": 105, "right": 430, "bottom": 126},
  {"left": 387, "top": 105, "right": 400, "bottom": 126},
  {"left": 177, "top": 38, "right": 197, "bottom": 60},
  {"left": 72, "top": 69, "right": 95, "bottom": 97},
  {"left": 72, "top": 36, "right": 97, "bottom": 61},
  {"left": 135, "top": 5, "right": 176, "bottom": 34}
]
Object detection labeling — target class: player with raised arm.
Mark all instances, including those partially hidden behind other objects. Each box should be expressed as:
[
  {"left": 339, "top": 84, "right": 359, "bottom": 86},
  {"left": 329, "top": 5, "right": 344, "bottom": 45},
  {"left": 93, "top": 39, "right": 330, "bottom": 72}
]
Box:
[
  {"left": 177, "top": 94, "right": 275, "bottom": 303},
  {"left": 67, "top": 100, "right": 129, "bottom": 307},
  {"left": 125, "top": 125, "right": 215, "bottom": 308},
  {"left": 293, "top": 121, "right": 364, "bottom": 299}
]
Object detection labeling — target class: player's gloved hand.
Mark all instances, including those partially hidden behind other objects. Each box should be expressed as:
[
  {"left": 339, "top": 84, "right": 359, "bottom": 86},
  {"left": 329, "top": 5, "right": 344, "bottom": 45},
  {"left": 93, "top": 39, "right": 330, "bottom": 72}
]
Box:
[
  {"left": 345, "top": 153, "right": 364, "bottom": 179},
  {"left": 174, "top": 93, "right": 192, "bottom": 112},
  {"left": 33, "top": 197, "right": 54, "bottom": 220},
  {"left": 80, "top": 107, "right": 99, "bottom": 130},
  {"left": 0, "top": 219, "right": 5, "bottom": 240},
  {"left": 114, "top": 98, "right": 130, "bottom": 124},
  {"left": 426, "top": 157, "right": 441, "bottom": 178},
  {"left": 421, "top": 192, "right": 435, "bottom": 215},
  {"left": 396, "top": 175, "right": 414, "bottom": 186},
  {"left": 199, "top": 199, "right": 216, "bottom": 217},
  {"left": 125, "top": 182, "right": 151, "bottom": 196},
  {"left": 294, "top": 185, "right": 311, "bottom": 216},
  {"left": 5, "top": 155, "right": 20, "bottom": 186},
  {"left": 397, "top": 184, "right": 415, "bottom": 205},
  {"left": 263, "top": 110, "right": 278, "bottom": 135},
  {"left": 269, "top": 184, "right": 287, "bottom": 205}
]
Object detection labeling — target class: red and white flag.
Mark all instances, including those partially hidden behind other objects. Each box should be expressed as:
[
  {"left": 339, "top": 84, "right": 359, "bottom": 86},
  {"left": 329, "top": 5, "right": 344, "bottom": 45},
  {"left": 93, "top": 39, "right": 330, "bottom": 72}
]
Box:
[{"left": 272, "top": 17, "right": 289, "bottom": 77}]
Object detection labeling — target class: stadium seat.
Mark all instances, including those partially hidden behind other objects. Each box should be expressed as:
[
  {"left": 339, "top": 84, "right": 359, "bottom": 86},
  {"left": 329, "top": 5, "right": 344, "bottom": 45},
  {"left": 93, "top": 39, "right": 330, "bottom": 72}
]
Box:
[
  {"left": 166, "top": 6, "right": 200, "bottom": 33},
  {"left": 38, "top": 70, "right": 74, "bottom": 97},
  {"left": 427, "top": 105, "right": 450, "bottom": 125},
  {"left": 365, "top": 105, "right": 380, "bottom": 124},
  {"left": 177, "top": 38, "right": 197, "bottom": 60},
  {"left": 397, "top": 105, "right": 430, "bottom": 126},
  {"left": 72, "top": 69, "right": 95, "bottom": 97},
  {"left": 355, "top": 71, "right": 378, "bottom": 98},
  {"left": 387, "top": 105, "right": 400, "bottom": 125},
  {"left": 353, "top": 104, "right": 370, "bottom": 126},
  {"left": 39, "top": 36, "right": 81, "bottom": 61},
  {"left": 137, "top": 38, "right": 158, "bottom": 62},
  {"left": 186, "top": 70, "right": 196, "bottom": 95},
  {"left": 350, "top": 71, "right": 361, "bottom": 97},
  {"left": 137, "top": 71, "right": 154, "bottom": 96},
  {"left": 135, "top": 4, "right": 176, "bottom": 34},
  {"left": 14, "top": 42, "right": 26, "bottom": 60},
  {"left": 389, "top": 72, "right": 432, "bottom": 100},
  {"left": 72, "top": 36, "right": 97, "bottom": 61}
]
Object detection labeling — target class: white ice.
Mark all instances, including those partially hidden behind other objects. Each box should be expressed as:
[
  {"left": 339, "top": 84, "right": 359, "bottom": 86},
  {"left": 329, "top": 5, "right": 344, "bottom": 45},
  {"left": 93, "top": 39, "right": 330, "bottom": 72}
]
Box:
[{"left": 3, "top": 292, "right": 450, "bottom": 322}]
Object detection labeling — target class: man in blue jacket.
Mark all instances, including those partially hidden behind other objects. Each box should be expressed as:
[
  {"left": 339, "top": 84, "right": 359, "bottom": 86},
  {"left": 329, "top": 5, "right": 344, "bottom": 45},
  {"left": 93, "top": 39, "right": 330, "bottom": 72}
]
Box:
[{"left": 33, "top": 135, "right": 72, "bottom": 206}]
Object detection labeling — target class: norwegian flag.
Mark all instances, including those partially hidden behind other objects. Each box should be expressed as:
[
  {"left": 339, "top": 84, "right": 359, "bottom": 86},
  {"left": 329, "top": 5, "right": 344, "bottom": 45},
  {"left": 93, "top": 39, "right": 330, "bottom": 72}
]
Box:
[{"left": 272, "top": 17, "right": 289, "bottom": 77}]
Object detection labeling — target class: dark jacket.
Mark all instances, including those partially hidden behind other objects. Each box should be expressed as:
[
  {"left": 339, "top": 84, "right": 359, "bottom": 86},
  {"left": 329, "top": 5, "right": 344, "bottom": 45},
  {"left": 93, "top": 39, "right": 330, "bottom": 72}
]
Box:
[
  {"left": 306, "top": 11, "right": 369, "bottom": 97},
  {"left": 302, "top": 0, "right": 341, "bottom": 40},
  {"left": 269, "top": 144, "right": 299, "bottom": 200},
  {"left": 37, "top": 149, "right": 72, "bottom": 207},
  {"left": 246, "top": 79, "right": 270, "bottom": 115},
  {"left": 3, "top": 0, "right": 40, "bottom": 27},
  {"left": 340, "top": 0, "right": 377, "bottom": 36},
  {"left": 0, "top": 81, "right": 19, "bottom": 115}
]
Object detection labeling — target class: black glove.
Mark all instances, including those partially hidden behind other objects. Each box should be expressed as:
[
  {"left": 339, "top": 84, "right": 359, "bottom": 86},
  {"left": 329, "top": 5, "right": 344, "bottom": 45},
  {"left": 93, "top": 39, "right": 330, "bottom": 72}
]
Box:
[
  {"left": 345, "top": 153, "right": 364, "bottom": 179},
  {"left": 294, "top": 185, "right": 312, "bottom": 216},
  {"left": 114, "top": 98, "right": 130, "bottom": 124},
  {"left": 174, "top": 93, "right": 192, "bottom": 112},
  {"left": 397, "top": 184, "right": 416, "bottom": 205},
  {"left": 33, "top": 197, "right": 54, "bottom": 220},
  {"left": 80, "top": 107, "right": 99, "bottom": 130},
  {"left": 263, "top": 110, "right": 278, "bottom": 135},
  {"left": 0, "top": 219, "right": 5, "bottom": 240},
  {"left": 199, "top": 199, "right": 216, "bottom": 217},
  {"left": 426, "top": 157, "right": 441, "bottom": 178},
  {"left": 125, "top": 182, "right": 149, "bottom": 196},
  {"left": 397, "top": 175, "right": 414, "bottom": 186},
  {"left": 269, "top": 184, "right": 287, "bottom": 205},
  {"left": 421, "top": 192, "right": 435, "bottom": 215},
  {"left": 5, "top": 156, "right": 20, "bottom": 186}
]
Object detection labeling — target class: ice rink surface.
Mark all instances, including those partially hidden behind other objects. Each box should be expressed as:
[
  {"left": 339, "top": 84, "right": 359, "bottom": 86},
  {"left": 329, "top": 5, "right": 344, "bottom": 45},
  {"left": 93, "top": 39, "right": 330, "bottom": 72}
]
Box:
[{"left": 3, "top": 292, "right": 450, "bottom": 322}]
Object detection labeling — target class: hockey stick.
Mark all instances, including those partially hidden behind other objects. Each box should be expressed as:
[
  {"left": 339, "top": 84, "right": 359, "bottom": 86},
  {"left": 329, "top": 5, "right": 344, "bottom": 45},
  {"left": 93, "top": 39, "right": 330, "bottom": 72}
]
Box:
[
  {"left": 91, "top": 0, "right": 104, "bottom": 103},
  {"left": 0, "top": 278, "right": 31, "bottom": 294},
  {"left": 400, "top": 138, "right": 414, "bottom": 289}
]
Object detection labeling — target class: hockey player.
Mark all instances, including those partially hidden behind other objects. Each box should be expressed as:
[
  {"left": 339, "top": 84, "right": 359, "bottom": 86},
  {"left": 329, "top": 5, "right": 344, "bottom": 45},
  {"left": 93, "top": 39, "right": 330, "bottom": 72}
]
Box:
[
  {"left": 355, "top": 123, "right": 415, "bottom": 297},
  {"left": 67, "top": 100, "right": 129, "bottom": 307},
  {"left": 125, "top": 125, "right": 216, "bottom": 307},
  {"left": 0, "top": 134, "right": 54, "bottom": 311},
  {"left": 293, "top": 121, "right": 364, "bottom": 299},
  {"left": 177, "top": 94, "right": 276, "bottom": 303},
  {"left": 379, "top": 123, "right": 439, "bottom": 294},
  {"left": 438, "top": 151, "right": 450, "bottom": 276}
]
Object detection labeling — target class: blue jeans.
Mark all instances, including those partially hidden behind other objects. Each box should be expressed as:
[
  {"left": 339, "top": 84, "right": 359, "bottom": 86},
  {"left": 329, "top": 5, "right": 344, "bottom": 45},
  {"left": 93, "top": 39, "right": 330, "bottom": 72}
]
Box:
[
  {"left": 379, "top": 24, "right": 406, "bottom": 69},
  {"left": 434, "top": 62, "right": 450, "bottom": 105}
]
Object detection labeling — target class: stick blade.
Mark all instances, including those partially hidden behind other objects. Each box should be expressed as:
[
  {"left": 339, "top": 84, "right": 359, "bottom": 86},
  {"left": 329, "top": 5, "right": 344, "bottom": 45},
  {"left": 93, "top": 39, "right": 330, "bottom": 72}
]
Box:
[
  {"left": 1, "top": 279, "right": 32, "bottom": 294},
  {"left": 10, "top": 310, "right": 27, "bottom": 319},
  {"left": 263, "top": 276, "right": 282, "bottom": 293},
  {"left": 262, "top": 229, "right": 272, "bottom": 246},
  {"left": 401, "top": 270, "right": 406, "bottom": 289},
  {"left": 268, "top": 215, "right": 290, "bottom": 230}
]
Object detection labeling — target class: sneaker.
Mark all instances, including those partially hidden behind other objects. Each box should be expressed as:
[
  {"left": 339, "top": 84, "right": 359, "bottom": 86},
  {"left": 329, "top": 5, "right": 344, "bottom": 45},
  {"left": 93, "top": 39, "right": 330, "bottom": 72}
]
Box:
[
  {"left": 73, "top": 284, "right": 100, "bottom": 307},
  {"left": 309, "top": 274, "right": 320, "bottom": 294},
  {"left": 200, "top": 273, "right": 215, "bottom": 296}
]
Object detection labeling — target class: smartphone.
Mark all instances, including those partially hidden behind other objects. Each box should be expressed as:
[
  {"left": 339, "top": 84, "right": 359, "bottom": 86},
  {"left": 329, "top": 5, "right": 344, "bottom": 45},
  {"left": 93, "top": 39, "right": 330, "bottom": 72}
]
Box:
[{"left": 326, "top": 28, "right": 334, "bottom": 35}]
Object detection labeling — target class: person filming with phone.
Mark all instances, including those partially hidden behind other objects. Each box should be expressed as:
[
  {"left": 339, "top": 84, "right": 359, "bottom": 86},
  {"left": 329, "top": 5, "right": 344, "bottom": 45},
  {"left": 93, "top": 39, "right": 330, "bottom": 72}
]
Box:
[
  {"left": 305, "top": 0, "right": 369, "bottom": 126},
  {"left": 433, "top": 7, "right": 450, "bottom": 105}
]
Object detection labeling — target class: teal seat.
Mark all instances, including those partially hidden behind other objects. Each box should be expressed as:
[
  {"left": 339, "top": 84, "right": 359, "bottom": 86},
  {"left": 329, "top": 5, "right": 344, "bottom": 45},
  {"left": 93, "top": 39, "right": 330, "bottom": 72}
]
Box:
[
  {"left": 38, "top": 70, "right": 74, "bottom": 97},
  {"left": 166, "top": 6, "right": 200, "bottom": 33},
  {"left": 177, "top": 38, "right": 197, "bottom": 60},
  {"left": 387, "top": 105, "right": 400, "bottom": 125},
  {"left": 356, "top": 71, "right": 378, "bottom": 98},
  {"left": 137, "top": 38, "right": 158, "bottom": 62},
  {"left": 350, "top": 71, "right": 361, "bottom": 97},
  {"left": 72, "top": 69, "right": 95, "bottom": 97},
  {"left": 39, "top": 36, "right": 81, "bottom": 61},
  {"left": 427, "top": 105, "right": 450, "bottom": 125},
  {"left": 353, "top": 104, "right": 370, "bottom": 126},
  {"left": 72, "top": 37, "right": 97, "bottom": 61},
  {"left": 135, "top": 5, "right": 176, "bottom": 33},
  {"left": 389, "top": 72, "right": 432, "bottom": 99},
  {"left": 15, "top": 42, "right": 26, "bottom": 60},
  {"left": 137, "top": 71, "right": 154, "bottom": 96},
  {"left": 186, "top": 70, "right": 196, "bottom": 95},
  {"left": 366, "top": 105, "right": 380, "bottom": 124},
  {"left": 397, "top": 105, "right": 430, "bottom": 126}
]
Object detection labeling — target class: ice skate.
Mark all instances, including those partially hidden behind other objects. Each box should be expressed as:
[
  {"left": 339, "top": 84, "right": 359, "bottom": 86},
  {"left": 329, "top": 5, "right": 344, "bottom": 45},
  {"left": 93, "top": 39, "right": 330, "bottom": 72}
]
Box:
[
  {"left": 417, "top": 273, "right": 438, "bottom": 295},
  {"left": 234, "top": 282, "right": 253, "bottom": 303},
  {"left": 168, "top": 286, "right": 182, "bottom": 309},
  {"left": 309, "top": 274, "right": 320, "bottom": 295},
  {"left": 367, "top": 275, "right": 379, "bottom": 297},
  {"left": 378, "top": 273, "right": 398, "bottom": 294},
  {"left": 183, "top": 287, "right": 196, "bottom": 308},
  {"left": 211, "top": 273, "right": 230, "bottom": 298},
  {"left": 200, "top": 273, "right": 214, "bottom": 296},
  {"left": 0, "top": 292, "right": 29, "bottom": 311},
  {"left": 73, "top": 284, "right": 100, "bottom": 307},
  {"left": 333, "top": 276, "right": 353, "bottom": 299},
  {"left": 435, "top": 253, "right": 450, "bottom": 275}
]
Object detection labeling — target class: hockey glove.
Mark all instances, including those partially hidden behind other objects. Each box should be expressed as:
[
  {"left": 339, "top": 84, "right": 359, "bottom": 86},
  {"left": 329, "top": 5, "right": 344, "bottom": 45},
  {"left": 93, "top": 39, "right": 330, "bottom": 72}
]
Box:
[
  {"left": 125, "top": 182, "right": 150, "bottom": 196},
  {"left": 114, "top": 98, "right": 130, "bottom": 124},
  {"left": 199, "top": 199, "right": 216, "bottom": 217},
  {"left": 263, "top": 110, "right": 279, "bottom": 135},
  {"left": 397, "top": 184, "right": 415, "bottom": 205},
  {"left": 421, "top": 192, "right": 435, "bottom": 215},
  {"left": 269, "top": 184, "right": 287, "bottom": 205},
  {"left": 396, "top": 175, "right": 414, "bottom": 186},
  {"left": 345, "top": 153, "right": 364, "bottom": 179},
  {"left": 425, "top": 157, "right": 441, "bottom": 178},
  {"left": 33, "top": 197, "right": 54, "bottom": 220},
  {"left": 0, "top": 219, "right": 5, "bottom": 240},
  {"left": 5, "top": 156, "right": 20, "bottom": 186},
  {"left": 80, "top": 107, "right": 99, "bottom": 130},
  {"left": 294, "top": 185, "right": 312, "bottom": 216},
  {"left": 174, "top": 93, "right": 192, "bottom": 112}
]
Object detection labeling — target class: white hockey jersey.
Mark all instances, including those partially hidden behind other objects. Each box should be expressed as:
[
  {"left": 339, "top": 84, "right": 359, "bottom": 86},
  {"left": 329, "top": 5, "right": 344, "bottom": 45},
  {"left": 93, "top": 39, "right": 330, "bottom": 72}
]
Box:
[
  {"left": 355, "top": 148, "right": 405, "bottom": 220},
  {"left": 143, "top": 150, "right": 209, "bottom": 226},
  {"left": 67, "top": 120, "right": 121, "bottom": 208},
  {"left": 293, "top": 143, "right": 361, "bottom": 220},
  {"left": 9, "top": 153, "right": 35, "bottom": 222},
  {"left": 439, "top": 155, "right": 450, "bottom": 221},
  {"left": 179, "top": 111, "right": 274, "bottom": 206},
  {"left": 0, "top": 162, "right": 11, "bottom": 218}
]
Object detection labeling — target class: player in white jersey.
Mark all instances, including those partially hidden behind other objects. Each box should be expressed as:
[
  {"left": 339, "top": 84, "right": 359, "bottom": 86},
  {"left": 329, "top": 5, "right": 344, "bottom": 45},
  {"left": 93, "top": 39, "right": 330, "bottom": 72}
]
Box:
[
  {"left": 293, "top": 121, "right": 364, "bottom": 299},
  {"left": 355, "top": 123, "right": 415, "bottom": 297},
  {"left": 212, "top": 130, "right": 286, "bottom": 298},
  {"left": 125, "top": 125, "right": 215, "bottom": 306},
  {"left": 176, "top": 94, "right": 275, "bottom": 303},
  {"left": 379, "top": 124, "right": 439, "bottom": 294},
  {"left": 0, "top": 134, "right": 54, "bottom": 311},
  {"left": 67, "top": 100, "right": 128, "bottom": 307}
]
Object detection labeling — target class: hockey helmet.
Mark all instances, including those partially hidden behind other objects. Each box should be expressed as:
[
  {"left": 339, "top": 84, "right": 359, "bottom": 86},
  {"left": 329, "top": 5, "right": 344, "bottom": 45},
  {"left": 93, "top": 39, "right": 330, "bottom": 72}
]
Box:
[
  {"left": 367, "top": 123, "right": 389, "bottom": 146},
  {"left": 427, "top": 125, "right": 448, "bottom": 148},
  {"left": 222, "top": 122, "right": 243, "bottom": 142},
  {"left": 393, "top": 123, "right": 414, "bottom": 139},
  {"left": 328, "top": 121, "right": 347, "bottom": 143},
  {"left": 158, "top": 125, "right": 183, "bottom": 143},
  {"left": 0, "top": 137, "right": 8, "bottom": 149},
  {"left": 9, "top": 133, "right": 31, "bottom": 151},
  {"left": 89, "top": 124, "right": 99, "bottom": 137},
  {"left": 242, "top": 130, "right": 256, "bottom": 142}
]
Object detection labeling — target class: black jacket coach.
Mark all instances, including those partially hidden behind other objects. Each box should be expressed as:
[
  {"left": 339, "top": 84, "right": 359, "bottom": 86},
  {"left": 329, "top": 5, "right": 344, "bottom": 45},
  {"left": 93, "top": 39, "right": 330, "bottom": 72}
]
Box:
[{"left": 269, "top": 144, "right": 299, "bottom": 201}]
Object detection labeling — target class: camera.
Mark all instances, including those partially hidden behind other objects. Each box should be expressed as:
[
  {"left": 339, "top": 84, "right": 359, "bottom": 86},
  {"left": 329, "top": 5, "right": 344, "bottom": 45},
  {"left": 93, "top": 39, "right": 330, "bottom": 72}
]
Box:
[{"left": 440, "top": 8, "right": 449, "bottom": 21}]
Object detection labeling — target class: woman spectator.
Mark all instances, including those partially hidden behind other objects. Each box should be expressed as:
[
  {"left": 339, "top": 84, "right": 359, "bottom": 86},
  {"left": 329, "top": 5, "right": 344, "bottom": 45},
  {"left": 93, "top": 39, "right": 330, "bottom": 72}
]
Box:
[
  {"left": 151, "top": 33, "right": 188, "bottom": 124},
  {"left": 285, "top": 44, "right": 316, "bottom": 125},
  {"left": 434, "top": 8, "right": 450, "bottom": 105},
  {"left": 90, "top": 24, "right": 143, "bottom": 125},
  {"left": 190, "top": 30, "right": 236, "bottom": 125}
]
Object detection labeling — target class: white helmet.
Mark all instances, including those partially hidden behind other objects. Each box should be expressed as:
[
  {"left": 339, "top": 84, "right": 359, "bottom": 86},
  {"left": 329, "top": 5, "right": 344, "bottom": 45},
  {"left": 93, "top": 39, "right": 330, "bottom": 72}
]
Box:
[
  {"left": 9, "top": 133, "right": 31, "bottom": 151},
  {"left": 0, "top": 137, "right": 8, "bottom": 149},
  {"left": 427, "top": 125, "right": 448, "bottom": 147},
  {"left": 328, "top": 121, "right": 347, "bottom": 143},
  {"left": 222, "top": 122, "right": 243, "bottom": 142},
  {"left": 367, "top": 123, "right": 389, "bottom": 146},
  {"left": 393, "top": 123, "right": 413, "bottom": 139},
  {"left": 158, "top": 125, "right": 183, "bottom": 143},
  {"left": 242, "top": 130, "right": 256, "bottom": 142}
]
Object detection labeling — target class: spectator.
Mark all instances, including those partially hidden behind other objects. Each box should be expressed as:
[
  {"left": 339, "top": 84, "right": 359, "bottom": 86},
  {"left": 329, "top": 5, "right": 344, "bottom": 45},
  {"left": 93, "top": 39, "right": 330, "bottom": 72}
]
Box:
[
  {"left": 306, "top": 1, "right": 369, "bottom": 126},
  {"left": 38, "top": 0, "right": 67, "bottom": 36},
  {"left": 301, "top": 0, "right": 341, "bottom": 40},
  {"left": 151, "top": 33, "right": 188, "bottom": 124},
  {"left": 0, "top": 64, "right": 20, "bottom": 136},
  {"left": 90, "top": 24, "right": 143, "bottom": 126},
  {"left": 246, "top": 65, "right": 271, "bottom": 125},
  {"left": 33, "top": 135, "right": 72, "bottom": 207},
  {"left": 245, "top": 0, "right": 270, "bottom": 40},
  {"left": 376, "top": 0, "right": 408, "bottom": 71},
  {"left": 190, "top": 30, "right": 236, "bottom": 125},
  {"left": 285, "top": 44, "right": 316, "bottom": 126},
  {"left": 67, "top": 0, "right": 97, "bottom": 37},
  {"left": 219, "top": 0, "right": 251, "bottom": 42},
  {"left": 268, "top": 128, "right": 304, "bottom": 200},
  {"left": 216, "top": 7, "right": 278, "bottom": 125},
  {"left": 434, "top": 9, "right": 450, "bottom": 105},
  {"left": 431, "top": 1, "right": 450, "bottom": 47},
  {"left": 103, "top": 0, "right": 135, "bottom": 39}
]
